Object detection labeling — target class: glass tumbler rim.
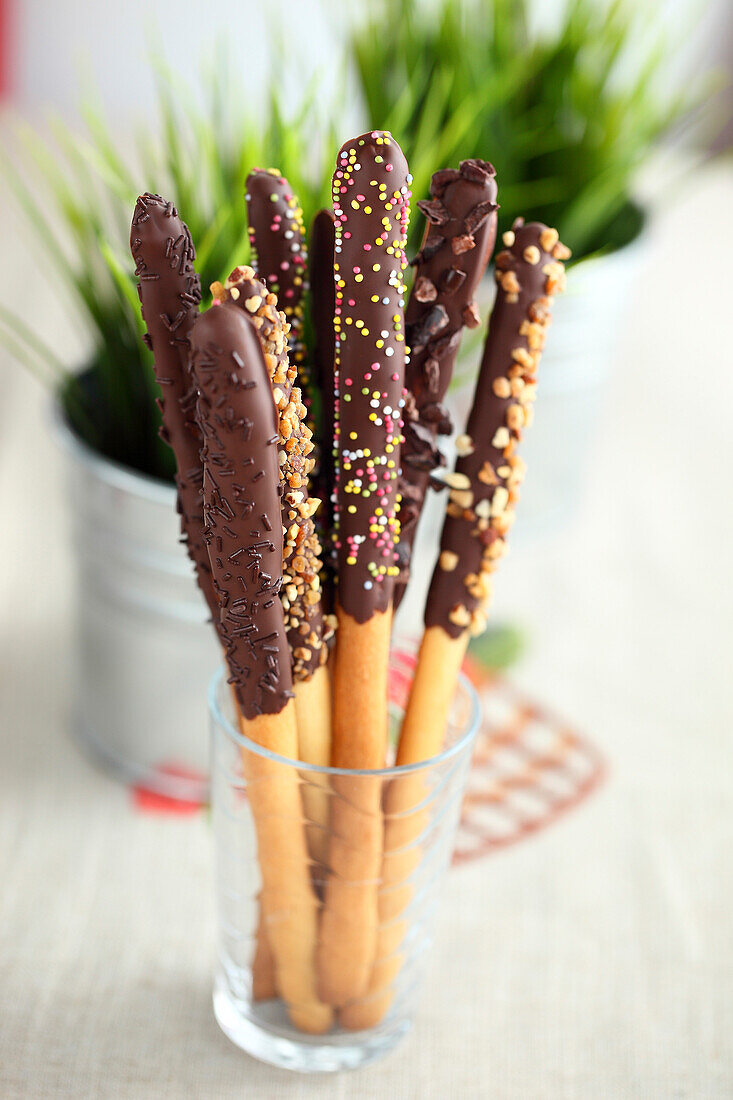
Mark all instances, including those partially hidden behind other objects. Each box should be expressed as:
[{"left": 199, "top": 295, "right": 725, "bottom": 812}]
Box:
[{"left": 208, "top": 648, "right": 481, "bottom": 779}]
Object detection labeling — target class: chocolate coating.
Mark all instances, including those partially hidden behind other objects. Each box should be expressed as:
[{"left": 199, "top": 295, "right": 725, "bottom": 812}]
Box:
[
  {"left": 332, "top": 131, "right": 411, "bottom": 621},
  {"left": 129, "top": 193, "right": 216, "bottom": 620},
  {"left": 214, "top": 267, "right": 327, "bottom": 680},
  {"left": 190, "top": 302, "right": 293, "bottom": 718},
  {"left": 394, "top": 160, "right": 498, "bottom": 608},
  {"left": 309, "top": 208, "right": 337, "bottom": 609},
  {"left": 425, "top": 220, "right": 569, "bottom": 639},
  {"left": 245, "top": 169, "right": 309, "bottom": 397}
]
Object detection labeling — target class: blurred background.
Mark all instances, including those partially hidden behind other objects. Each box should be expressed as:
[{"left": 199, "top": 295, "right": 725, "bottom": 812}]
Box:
[{"left": 1, "top": 1, "right": 731, "bottom": 1096}]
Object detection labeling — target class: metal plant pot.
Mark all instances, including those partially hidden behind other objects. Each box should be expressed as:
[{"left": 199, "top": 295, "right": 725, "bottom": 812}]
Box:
[{"left": 54, "top": 405, "right": 218, "bottom": 802}]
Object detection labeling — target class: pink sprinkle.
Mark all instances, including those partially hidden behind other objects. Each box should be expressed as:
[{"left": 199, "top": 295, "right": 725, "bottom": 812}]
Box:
[
  {"left": 363, "top": 243, "right": 372, "bottom": 251},
  {"left": 356, "top": 194, "right": 365, "bottom": 201},
  {"left": 392, "top": 373, "right": 399, "bottom": 381},
  {"left": 371, "top": 363, "right": 380, "bottom": 371},
  {"left": 385, "top": 164, "right": 393, "bottom": 172},
  {"left": 345, "top": 378, "right": 352, "bottom": 386},
  {"left": 348, "top": 299, "right": 356, "bottom": 306},
  {"left": 344, "top": 231, "right": 351, "bottom": 238},
  {"left": 280, "top": 261, "right": 289, "bottom": 270},
  {"left": 352, "top": 267, "right": 361, "bottom": 274}
]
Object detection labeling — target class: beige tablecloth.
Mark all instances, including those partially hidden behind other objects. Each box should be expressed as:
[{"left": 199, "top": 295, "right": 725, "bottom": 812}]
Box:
[{"left": 1, "top": 164, "right": 731, "bottom": 1098}]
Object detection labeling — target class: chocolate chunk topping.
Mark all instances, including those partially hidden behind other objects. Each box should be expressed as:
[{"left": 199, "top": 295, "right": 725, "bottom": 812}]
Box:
[
  {"left": 410, "top": 237, "right": 444, "bottom": 267},
  {"left": 429, "top": 168, "right": 462, "bottom": 197},
  {"left": 452, "top": 234, "right": 476, "bottom": 254},
  {"left": 393, "top": 160, "right": 499, "bottom": 611},
  {"left": 413, "top": 276, "right": 438, "bottom": 303},
  {"left": 440, "top": 267, "right": 467, "bottom": 295},
  {"left": 465, "top": 199, "right": 500, "bottom": 235},
  {"left": 416, "top": 198, "right": 451, "bottom": 226}
]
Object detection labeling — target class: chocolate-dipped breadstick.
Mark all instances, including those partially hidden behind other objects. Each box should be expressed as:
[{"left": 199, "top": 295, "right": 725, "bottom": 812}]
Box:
[
  {"left": 394, "top": 160, "right": 498, "bottom": 608},
  {"left": 342, "top": 220, "right": 569, "bottom": 1032},
  {"left": 211, "top": 267, "right": 333, "bottom": 790},
  {"left": 403, "top": 219, "right": 568, "bottom": 749},
  {"left": 190, "top": 301, "right": 331, "bottom": 1035},
  {"left": 309, "top": 208, "right": 338, "bottom": 610},
  {"left": 245, "top": 169, "right": 310, "bottom": 404},
  {"left": 130, "top": 193, "right": 216, "bottom": 619},
  {"left": 316, "top": 131, "right": 411, "bottom": 1008}
]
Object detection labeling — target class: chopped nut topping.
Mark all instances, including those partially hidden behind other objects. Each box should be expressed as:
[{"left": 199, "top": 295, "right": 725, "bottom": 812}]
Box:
[
  {"left": 502, "top": 230, "right": 516, "bottom": 247},
  {"left": 245, "top": 295, "right": 262, "bottom": 313},
  {"left": 478, "top": 461, "right": 498, "bottom": 486},
  {"left": 506, "top": 404, "right": 525, "bottom": 431},
  {"left": 491, "top": 487, "right": 510, "bottom": 516},
  {"left": 492, "top": 377, "right": 512, "bottom": 399},
  {"left": 511, "top": 347, "right": 536, "bottom": 370},
  {"left": 523, "top": 245, "right": 541, "bottom": 265},
  {"left": 449, "top": 604, "right": 471, "bottom": 628},
  {"left": 455, "top": 434, "right": 475, "bottom": 457},
  {"left": 500, "top": 270, "right": 520, "bottom": 295},
  {"left": 440, "top": 550, "right": 459, "bottom": 571},
  {"left": 450, "top": 488, "right": 474, "bottom": 510},
  {"left": 441, "top": 470, "right": 471, "bottom": 490},
  {"left": 539, "top": 227, "right": 559, "bottom": 252},
  {"left": 492, "top": 426, "right": 511, "bottom": 449}
]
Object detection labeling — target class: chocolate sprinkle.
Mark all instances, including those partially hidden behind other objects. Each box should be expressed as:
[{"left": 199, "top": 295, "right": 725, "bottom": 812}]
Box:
[
  {"left": 190, "top": 302, "right": 294, "bottom": 717},
  {"left": 129, "top": 193, "right": 216, "bottom": 621}
]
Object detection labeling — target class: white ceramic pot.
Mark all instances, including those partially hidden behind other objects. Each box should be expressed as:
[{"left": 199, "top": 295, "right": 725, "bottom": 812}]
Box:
[{"left": 55, "top": 408, "right": 218, "bottom": 801}]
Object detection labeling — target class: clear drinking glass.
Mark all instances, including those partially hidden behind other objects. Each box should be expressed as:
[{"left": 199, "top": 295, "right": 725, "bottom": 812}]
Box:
[{"left": 209, "top": 645, "right": 480, "bottom": 1073}]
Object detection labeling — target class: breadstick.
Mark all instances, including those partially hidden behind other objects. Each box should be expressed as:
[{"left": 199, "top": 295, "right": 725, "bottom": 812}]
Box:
[
  {"left": 309, "top": 208, "right": 338, "bottom": 612},
  {"left": 393, "top": 160, "right": 498, "bottom": 609},
  {"left": 316, "top": 131, "right": 411, "bottom": 1007},
  {"left": 404, "top": 219, "right": 569, "bottom": 749},
  {"left": 213, "top": 268, "right": 334, "bottom": 855},
  {"left": 130, "top": 193, "right": 217, "bottom": 621},
  {"left": 190, "top": 301, "right": 331, "bottom": 1035},
  {"left": 342, "top": 221, "right": 569, "bottom": 1029}
]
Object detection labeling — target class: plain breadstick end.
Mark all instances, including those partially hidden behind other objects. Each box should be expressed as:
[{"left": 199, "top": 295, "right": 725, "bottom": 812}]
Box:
[
  {"left": 289, "top": 1002, "right": 334, "bottom": 1036},
  {"left": 397, "top": 627, "right": 469, "bottom": 766},
  {"left": 294, "top": 667, "right": 332, "bottom": 872}
]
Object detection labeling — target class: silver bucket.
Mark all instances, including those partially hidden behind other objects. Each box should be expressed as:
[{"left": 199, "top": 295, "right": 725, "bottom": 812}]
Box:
[{"left": 54, "top": 406, "right": 219, "bottom": 801}]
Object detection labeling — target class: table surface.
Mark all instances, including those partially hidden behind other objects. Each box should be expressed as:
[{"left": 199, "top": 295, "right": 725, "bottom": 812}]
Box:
[{"left": 1, "top": 160, "right": 731, "bottom": 1099}]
